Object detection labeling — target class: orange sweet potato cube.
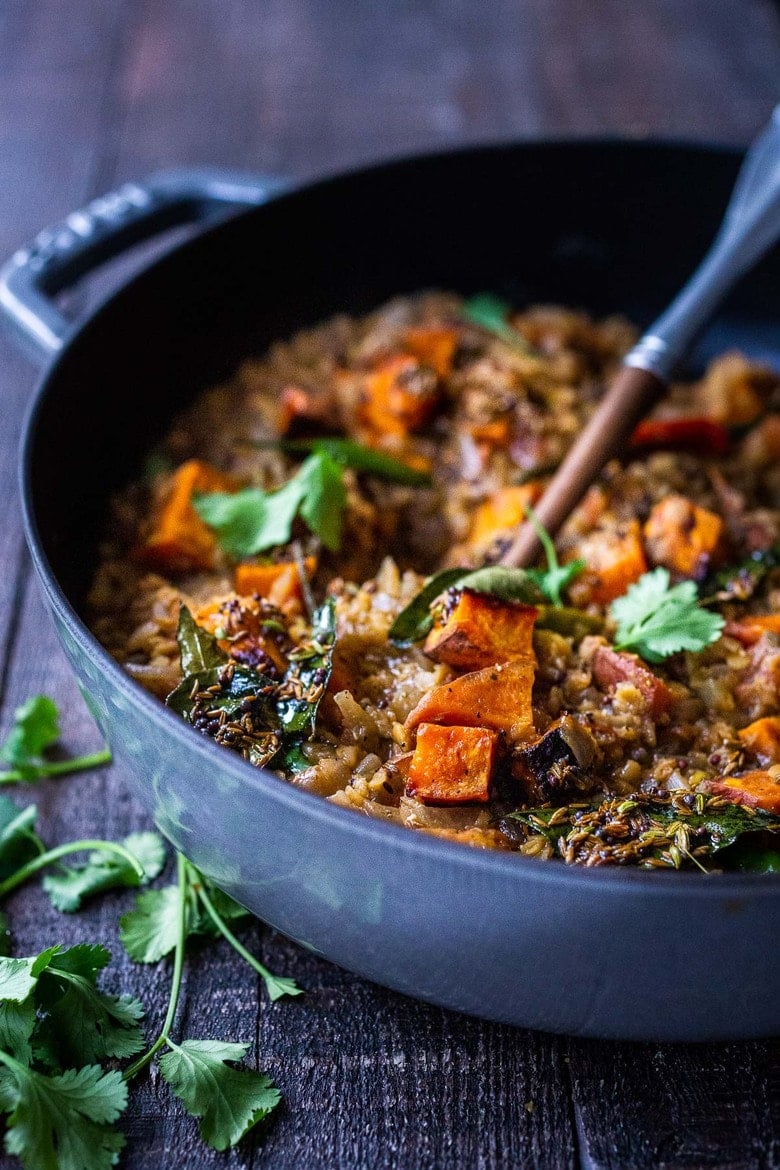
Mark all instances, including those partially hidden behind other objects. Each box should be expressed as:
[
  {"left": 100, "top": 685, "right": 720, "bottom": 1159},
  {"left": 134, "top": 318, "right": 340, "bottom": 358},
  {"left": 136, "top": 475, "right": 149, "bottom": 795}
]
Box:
[
  {"left": 726, "top": 615, "right": 780, "bottom": 646},
  {"left": 643, "top": 495, "right": 725, "bottom": 579},
  {"left": 738, "top": 717, "right": 780, "bottom": 764},
  {"left": 569, "top": 520, "right": 648, "bottom": 607},
  {"left": 135, "top": 459, "right": 237, "bottom": 574},
  {"left": 468, "top": 484, "right": 543, "bottom": 547},
  {"left": 403, "top": 326, "right": 458, "bottom": 378},
  {"left": 235, "top": 557, "right": 317, "bottom": 606},
  {"left": 406, "top": 723, "right": 499, "bottom": 805},
  {"left": 358, "top": 354, "right": 441, "bottom": 435},
  {"left": 424, "top": 589, "right": 538, "bottom": 670},
  {"left": 703, "top": 770, "right": 780, "bottom": 815},
  {"left": 405, "top": 658, "right": 536, "bottom": 743}
]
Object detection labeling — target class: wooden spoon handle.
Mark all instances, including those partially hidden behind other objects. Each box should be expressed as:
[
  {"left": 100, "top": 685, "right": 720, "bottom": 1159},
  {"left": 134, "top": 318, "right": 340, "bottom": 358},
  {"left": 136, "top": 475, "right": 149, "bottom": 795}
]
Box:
[{"left": 500, "top": 364, "right": 665, "bottom": 568}]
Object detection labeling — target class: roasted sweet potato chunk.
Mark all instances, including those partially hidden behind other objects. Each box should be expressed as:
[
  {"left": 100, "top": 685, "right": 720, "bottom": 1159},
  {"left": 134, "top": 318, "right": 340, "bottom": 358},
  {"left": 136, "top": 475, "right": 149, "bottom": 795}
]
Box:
[
  {"left": 358, "top": 354, "right": 441, "bottom": 435},
  {"left": 591, "top": 646, "right": 674, "bottom": 719},
  {"left": 424, "top": 589, "right": 538, "bottom": 671},
  {"left": 134, "top": 459, "right": 237, "bottom": 574},
  {"left": 235, "top": 557, "right": 317, "bottom": 607},
  {"left": 406, "top": 723, "right": 499, "bottom": 805},
  {"left": 726, "top": 614, "right": 780, "bottom": 646},
  {"left": 468, "top": 484, "right": 543, "bottom": 547},
  {"left": 569, "top": 520, "right": 648, "bottom": 607},
  {"left": 406, "top": 659, "right": 536, "bottom": 743},
  {"left": 738, "top": 717, "right": 780, "bottom": 764},
  {"left": 703, "top": 770, "right": 780, "bottom": 814},
  {"left": 402, "top": 326, "right": 458, "bottom": 378},
  {"left": 643, "top": 495, "right": 725, "bottom": 579}
]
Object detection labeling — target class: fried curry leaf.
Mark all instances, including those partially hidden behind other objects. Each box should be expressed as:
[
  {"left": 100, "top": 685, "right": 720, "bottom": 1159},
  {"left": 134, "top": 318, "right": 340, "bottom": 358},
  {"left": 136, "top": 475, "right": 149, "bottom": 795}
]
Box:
[
  {"left": 389, "top": 566, "right": 544, "bottom": 646},
  {"left": 194, "top": 450, "right": 347, "bottom": 557},
  {"left": 169, "top": 602, "right": 336, "bottom": 772},
  {"left": 274, "top": 438, "right": 432, "bottom": 486},
  {"left": 461, "top": 293, "right": 535, "bottom": 354},
  {"left": 176, "top": 606, "right": 226, "bottom": 675},
  {"left": 507, "top": 794, "right": 780, "bottom": 868},
  {"left": 612, "top": 568, "right": 725, "bottom": 662},
  {"left": 166, "top": 665, "right": 276, "bottom": 725},
  {"left": 276, "top": 598, "right": 336, "bottom": 738},
  {"left": 158, "top": 1039, "right": 281, "bottom": 1152}
]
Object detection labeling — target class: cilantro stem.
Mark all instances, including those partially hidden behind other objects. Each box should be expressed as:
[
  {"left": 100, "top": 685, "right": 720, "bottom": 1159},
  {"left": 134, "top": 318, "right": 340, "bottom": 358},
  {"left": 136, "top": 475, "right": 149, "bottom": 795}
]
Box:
[
  {"left": 0, "top": 1049, "right": 26, "bottom": 1077},
  {"left": 0, "top": 838, "right": 144, "bottom": 899},
  {"left": 123, "top": 851, "right": 189, "bottom": 1082},
  {"left": 0, "top": 748, "right": 112, "bottom": 785},
  {"left": 192, "top": 869, "right": 282, "bottom": 997},
  {"left": 523, "top": 503, "right": 559, "bottom": 573},
  {"left": 291, "top": 539, "right": 316, "bottom": 621}
]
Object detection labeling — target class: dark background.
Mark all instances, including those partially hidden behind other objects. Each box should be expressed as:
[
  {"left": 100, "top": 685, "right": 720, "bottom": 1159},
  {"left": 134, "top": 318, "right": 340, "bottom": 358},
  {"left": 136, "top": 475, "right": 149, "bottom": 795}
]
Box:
[{"left": 1, "top": 2, "right": 779, "bottom": 1167}]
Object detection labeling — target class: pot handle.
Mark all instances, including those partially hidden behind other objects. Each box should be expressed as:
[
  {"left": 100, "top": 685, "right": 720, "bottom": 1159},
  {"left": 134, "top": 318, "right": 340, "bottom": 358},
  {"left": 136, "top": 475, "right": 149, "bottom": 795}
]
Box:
[{"left": 0, "top": 168, "right": 285, "bottom": 362}]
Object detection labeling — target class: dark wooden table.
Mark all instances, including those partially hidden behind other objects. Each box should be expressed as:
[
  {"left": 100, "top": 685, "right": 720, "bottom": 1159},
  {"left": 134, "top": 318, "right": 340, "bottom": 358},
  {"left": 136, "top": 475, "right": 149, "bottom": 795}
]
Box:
[{"left": 1, "top": 2, "right": 779, "bottom": 1167}]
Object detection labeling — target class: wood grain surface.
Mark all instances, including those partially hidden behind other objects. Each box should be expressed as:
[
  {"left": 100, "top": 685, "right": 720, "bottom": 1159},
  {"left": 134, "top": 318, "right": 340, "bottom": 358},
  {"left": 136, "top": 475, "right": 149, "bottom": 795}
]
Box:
[{"left": 0, "top": 2, "right": 778, "bottom": 1167}]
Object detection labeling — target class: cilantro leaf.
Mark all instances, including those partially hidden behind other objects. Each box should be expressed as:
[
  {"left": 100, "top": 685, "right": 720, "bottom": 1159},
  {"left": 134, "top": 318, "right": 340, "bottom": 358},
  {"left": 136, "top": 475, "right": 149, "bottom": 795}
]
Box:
[
  {"left": 194, "top": 451, "right": 348, "bottom": 558},
  {"left": 461, "top": 293, "right": 535, "bottom": 354},
  {"left": 0, "top": 957, "right": 47, "bottom": 1004},
  {"left": 35, "top": 944, "right": 145, "bottom": 1064},
  {"left": 611, "top": 568, "right": 725, "bottom": 662},
  {"left": 0, "top": 1059, "right": 127, "bottom": 1170},
  {"left": 260, "top": 972, "right": 302, "bottom": 1002},
  {"left": 42, "top": 831, "right": 166, "bottom": 913},
  {"left": 0, "top": 999, "right": 36, "bottom": 1063},
  {"left": 0, "top": 697, "right": 59, "bottom": 779},
  {"left": 119, "top": 886, "right": 181, "bottom": 964},
  {"left": 522, "top": 505, "right": 584, "bottom": 605},
  {"left": 0, "top": 946, "right": 59, "bottom": 1006},
  {"left": 0, "top": 697, "right": 111, "bottom": 785},
  {"left": 158, "top": 1039, "right": 280, "bottom": 1151},
  {"left": 0, "top": 797, "right": 44, "bottom": 884},
  {"left": 297, "top": 450, "right": 347, "bottom": 552},
  {"left": 119, "top": 877, "right": 246, "bottom": 964}
]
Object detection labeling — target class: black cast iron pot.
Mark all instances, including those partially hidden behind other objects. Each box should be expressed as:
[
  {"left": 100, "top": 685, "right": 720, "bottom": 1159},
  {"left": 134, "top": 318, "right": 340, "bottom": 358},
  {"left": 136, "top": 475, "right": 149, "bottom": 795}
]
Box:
[{"left": 2, "top": 141, "right": 778, "bottom": 1041}]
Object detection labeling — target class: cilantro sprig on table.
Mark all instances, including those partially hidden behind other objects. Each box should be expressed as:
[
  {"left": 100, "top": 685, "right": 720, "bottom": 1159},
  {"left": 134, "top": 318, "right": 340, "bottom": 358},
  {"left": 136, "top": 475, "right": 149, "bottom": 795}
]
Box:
[
  {"left": 611, "top": 567, "right": 725, "bottom": 662},
  {"left": 0, "top": 697, "right": 297, "bottom": 1167},
  {"left": 0, "top": 696, "right": 110, "bottom": 785}
]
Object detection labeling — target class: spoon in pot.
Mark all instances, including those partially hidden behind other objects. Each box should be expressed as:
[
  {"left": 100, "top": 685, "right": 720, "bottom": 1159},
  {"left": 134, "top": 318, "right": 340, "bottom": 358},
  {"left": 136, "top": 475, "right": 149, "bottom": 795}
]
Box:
[{"left": 501, "top": 105, "right": 780, "bottom": 569}]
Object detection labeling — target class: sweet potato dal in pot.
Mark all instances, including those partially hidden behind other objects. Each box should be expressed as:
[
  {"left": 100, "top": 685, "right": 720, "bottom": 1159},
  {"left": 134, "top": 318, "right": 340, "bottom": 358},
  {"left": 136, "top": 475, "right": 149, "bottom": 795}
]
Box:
[{"left": 88, "top": 292, "right": 780, "bottom": 871}]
